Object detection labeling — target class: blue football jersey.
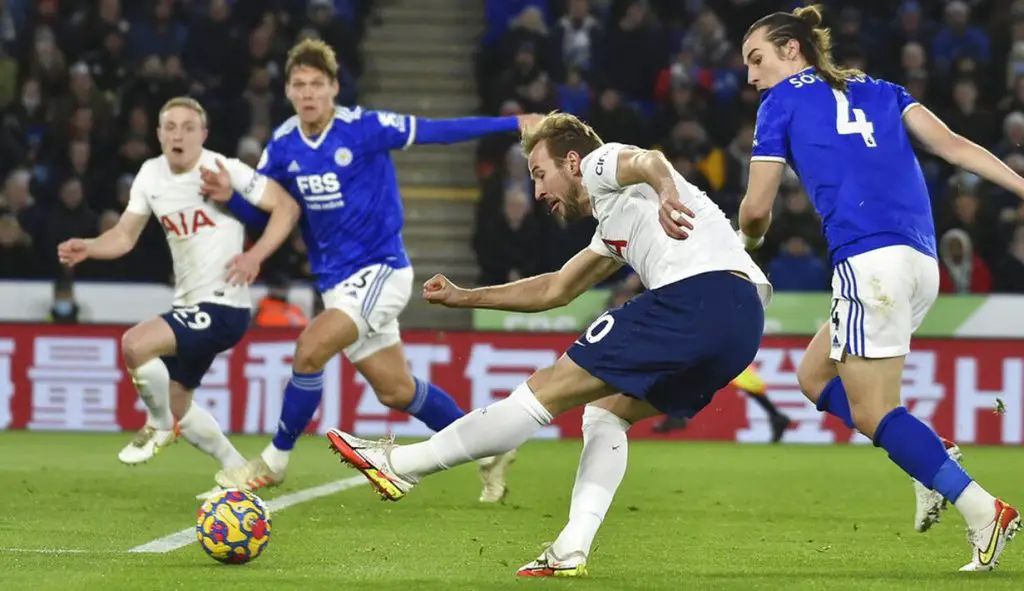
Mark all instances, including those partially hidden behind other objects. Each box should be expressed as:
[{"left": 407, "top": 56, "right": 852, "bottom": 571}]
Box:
[
  {"left": 751, "top": 68, "right": 937, "bottom": 264},
  {"left": 258, "top": 106, "right": 413, "bottom": 292}
]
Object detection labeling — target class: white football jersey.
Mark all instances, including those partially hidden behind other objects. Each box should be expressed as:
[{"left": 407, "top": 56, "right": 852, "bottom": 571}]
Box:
[
  {"left": 126, "top": 149, "right": 268, "bottom": 308},
  {"left": 581, "top": 143, "right": 772, "bottom": 306}
]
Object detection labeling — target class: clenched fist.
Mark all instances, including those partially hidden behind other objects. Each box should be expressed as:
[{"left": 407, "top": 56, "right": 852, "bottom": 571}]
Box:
[
  {"left": 57, "top": 238, "right": 89, "bottom": 267},
  {"left": 422, "top": 273, "right": 469, "bottom": 308}
]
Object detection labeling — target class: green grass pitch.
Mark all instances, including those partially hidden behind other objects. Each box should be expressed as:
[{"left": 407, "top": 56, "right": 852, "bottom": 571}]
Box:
[{"left": 1, "top": 431, "right": 1022, "bottom": 590}]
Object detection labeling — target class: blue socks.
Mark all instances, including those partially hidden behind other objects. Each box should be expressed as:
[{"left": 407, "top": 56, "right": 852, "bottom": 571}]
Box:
[
  {"left": 405, "top": 377, "right": 466, "bottom": 432},
  {"left": 815, "top": 377, "right": 854, "bottom": 429},
  {"left": 272, "top": 371, "right": 464, "bottom": 450},
  {"left": 272, "top": 370, "right": 324, "bottom": 451},
  {"left": 816, "top": 378, "right": 973, "bottom": 501},
  {"left": 874, "top": 406, "right": 973, "bottom": 501}
]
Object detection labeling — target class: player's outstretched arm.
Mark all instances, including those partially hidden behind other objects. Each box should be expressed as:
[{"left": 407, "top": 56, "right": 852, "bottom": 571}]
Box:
[
  {"left": 410, "top": 114, "right": 541, "bottom": 146},
  {"left": 904, "top": 105, "right": 1024, "bottom": 199},
  {"left": 737, "top": 161, "right": 786, "bottom": 250},
  {"left": 58, "top": 211, "right": 147, "bottom": 267},
  {"left": 423, "top": 248, "right": 621, "bottom": 312},
  {"left": 222, "top": 193, "right": 271, "bottom": 231}
]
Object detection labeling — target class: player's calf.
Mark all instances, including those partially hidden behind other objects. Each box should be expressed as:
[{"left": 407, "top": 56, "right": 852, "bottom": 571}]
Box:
[
  {"left": 121, "top": 318, "right": 177, "bottom": 431},
  {"left": 256, "top": 310, "right": 357, "bottom": 479}
]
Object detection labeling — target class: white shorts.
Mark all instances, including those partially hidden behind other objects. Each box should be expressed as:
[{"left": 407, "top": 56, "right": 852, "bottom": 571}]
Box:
[
  {"left": 321, "top": 264, "right": 414, "bottom": 363},
  {"left": 829, "top": 245, "right": 938, "bottom": 361}
]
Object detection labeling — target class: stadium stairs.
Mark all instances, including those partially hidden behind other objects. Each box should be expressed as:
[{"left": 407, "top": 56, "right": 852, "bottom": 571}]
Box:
[{"left": 361, "top": 0, "right": 484, "bottom": 330}]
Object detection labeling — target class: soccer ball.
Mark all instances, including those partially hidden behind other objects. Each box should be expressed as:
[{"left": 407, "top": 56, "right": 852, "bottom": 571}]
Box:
[{"left": 195, "top": 489, "right": 271, "bottom": 564}]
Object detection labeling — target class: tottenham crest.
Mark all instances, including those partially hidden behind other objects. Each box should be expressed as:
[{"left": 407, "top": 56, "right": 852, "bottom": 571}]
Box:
[{"left": 334, "top": 147, "right": 353, "bottom": 167}]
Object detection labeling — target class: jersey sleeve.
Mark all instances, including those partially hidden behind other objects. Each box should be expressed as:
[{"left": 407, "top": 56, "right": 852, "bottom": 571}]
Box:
[
  {"left": 256, "top": 140, "right": 289, "bottom": 187},
  {"left": 125, "top": 170, "right": 151, "bottom": 216},
  {"left": 751, "top": 91, "right": 790, "bottom": 164},
  {"left": 222, "top": 157, "right": 269, "bottom": 206},
  {"left": 586, "top": 229, "right": 613, "bottom": 257},
  {"left": 581, "top": 142, "right": 627, "bottom": 196},
  {"left": 358, "top": 109, "right": 417, "bottom": 152},
  {"left": 885, "top": 80, "right": 920, "bottom": 116}
]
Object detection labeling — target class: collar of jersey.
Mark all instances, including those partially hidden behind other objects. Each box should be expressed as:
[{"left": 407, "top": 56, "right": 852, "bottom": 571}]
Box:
[{"left": 299, "top": 116, "right": 335, "bottom": 150}]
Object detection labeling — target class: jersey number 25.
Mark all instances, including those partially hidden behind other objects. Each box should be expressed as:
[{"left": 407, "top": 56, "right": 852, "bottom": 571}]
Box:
[{"left": 833, "top": 89, "right": 876, "bottom": 148}]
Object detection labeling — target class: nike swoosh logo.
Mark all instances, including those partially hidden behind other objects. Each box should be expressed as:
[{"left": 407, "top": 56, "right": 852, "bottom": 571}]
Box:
[{"left": 978, "top": 505, "right": 1005, "bottom": 565}]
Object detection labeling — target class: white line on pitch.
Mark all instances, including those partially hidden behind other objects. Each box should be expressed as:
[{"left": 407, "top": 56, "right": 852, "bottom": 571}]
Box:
[
  {"left": 0, "top": 547, "right": 119, "bottom": 555},
  {"left": 128, "top": 476, "right": 366, "bottom": 554}
]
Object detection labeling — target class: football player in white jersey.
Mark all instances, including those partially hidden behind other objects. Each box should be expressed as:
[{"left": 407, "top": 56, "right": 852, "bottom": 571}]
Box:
[
  {"left": 58, "top": 97, "right": 299, "bottom": 494},
  {"left": 324, "top": 113, "right": 772, "bottom": 577}
]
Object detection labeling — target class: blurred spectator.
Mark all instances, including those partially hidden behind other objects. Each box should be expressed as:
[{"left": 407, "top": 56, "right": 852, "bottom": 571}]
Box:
[
  {"left": 997, "top": 110, "right": 1024, "bottom": 156},
  {"left": 2, "top": 168, "right": 42, "bottom": 241},
  {"left": 768, "top": 236, "right": 828, "bottom": 292},
  {"left": 596, "top": 0, "right": 665, "bottom": 102},
  {"left": 0, "top": 213, "right": 40, "bottom": 278},
  {"left": 43, "top": 177, "right": 97, "bottom": 273},
  {"left": 127, "top": 0, "right": 188, "bottom": 60},
  {"left": 49, "top": 274, "right": 80, "bottom": 324},
  {"left": 589, "top": 88, "right": 649, "bottom": 148},
  {"left": 939, "top": 228, "right": 992, "bottom": 294},
  {"left": 474, "top": 184, "right": 545, "bottom": 286},
  {"left": 994, "top": 224, "right": 1024, "bottom": 292},
  {"left": 556, "top": 66, "right": 592, "bottom": 118},
  {"left": 550, "top": 0, "right": 602, "bottom": 81},
  {"left": 944, "top": 77, "right": 998, "bottom": 147},
  {"left": 931, "top": 1, "right": 990, "bottom": 75}
]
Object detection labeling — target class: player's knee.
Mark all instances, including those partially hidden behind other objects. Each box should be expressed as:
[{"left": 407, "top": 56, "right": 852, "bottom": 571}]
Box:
[
  {"left": 373, "top": 374, "right": 416, "bottom": 410},
  {"left": 121, "top": 332, "right": 150, "bottom": 370},
  {"left": 293, "top": 334, "right": 331, "bottom": 374},
  {"left": 848, "top": 400, "right": 896, "bottom": 439}
]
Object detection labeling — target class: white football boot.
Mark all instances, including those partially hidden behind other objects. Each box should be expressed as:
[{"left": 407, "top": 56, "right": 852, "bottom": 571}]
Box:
[
  {"left": 960, "top": 498, "right": 1021, "bottom": 572},
  {"left": 215, "top": 458, "right": 285, "bottom": 493},
  {"left": 117, "top": 424, "right": 179, "bottom": 465},
  {"left": 326, "top": 430, "right": 414, "bottom": 501},
  {"left": 477, "top": 449, "right": 517, "bottom": 503},
  {"left": 913, "top": 438, "right": 963, "bottom": 533},
  {"left": 516, "top": 545, "right": 588, "bottom": 577}
]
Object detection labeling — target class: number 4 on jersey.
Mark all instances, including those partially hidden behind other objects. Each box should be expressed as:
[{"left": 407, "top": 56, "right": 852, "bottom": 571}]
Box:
[{"left": 833, "top": 89, "right": 876, "bottom": 148}]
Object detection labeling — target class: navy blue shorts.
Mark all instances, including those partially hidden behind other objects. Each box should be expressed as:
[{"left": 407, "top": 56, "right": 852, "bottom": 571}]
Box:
[
  {"left": 159, "top": 303, "right": 251, "bottom": 390},
  {"left": 567, "top": 271, "right": 764, "bottom": 418}
]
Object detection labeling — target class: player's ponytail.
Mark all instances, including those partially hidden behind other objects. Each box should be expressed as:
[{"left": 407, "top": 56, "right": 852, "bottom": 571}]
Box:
[{"left": 745, "top": 4, "right": 862, "bottom": 92}]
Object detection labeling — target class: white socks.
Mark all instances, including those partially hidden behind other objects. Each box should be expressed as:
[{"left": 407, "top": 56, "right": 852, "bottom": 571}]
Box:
[
  {"left": 551, "top": 406, "right": 630, "bottom": 559},
  {"left": 955, "top": 481, "right": 998, "bottom": 531},
  {"left": 130, "top": 358, "right": 173, "bottom": 430},
  {"left": 262, "top": 444, "right": 291, "bottom": 474},
  {"left": 178, "top": 402, "right": 246, "bottom": 470},
  {"left": 390, "top": 382, "right": 553, "bottom": 480}
]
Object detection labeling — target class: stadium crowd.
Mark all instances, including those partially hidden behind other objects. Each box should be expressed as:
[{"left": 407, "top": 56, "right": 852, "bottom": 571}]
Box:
[
  {"left": 474, "top": 0, "right": 1024, "bottom": 295},
  {"left": 4, "top": 0, "right": 1024, "bottom": 303},
  {"left": 0, "top": 0, "right": 371, "bottom": 285}
]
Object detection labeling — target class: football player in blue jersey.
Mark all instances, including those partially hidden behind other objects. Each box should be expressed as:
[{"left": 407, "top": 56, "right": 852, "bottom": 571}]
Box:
[
  {"left": 697, "top": 4, "right": 1022, "bottom": 571},
  {"left": 202, "top": 39, "right": 537, "bottom": 503}
]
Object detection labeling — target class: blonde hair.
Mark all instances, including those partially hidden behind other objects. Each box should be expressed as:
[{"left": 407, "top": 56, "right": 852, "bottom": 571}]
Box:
[
  {"left": 745, "top": 4, "right": 862, "bottom": 91},
  {"left": 286, "top": 38, "right": 339, "bottom": 80},
  {"left": 159, "top": 97, "right": 207, "bottom": 126},
  {"left": 520, "top": 112, "right": 604, "bottom": 162}
]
